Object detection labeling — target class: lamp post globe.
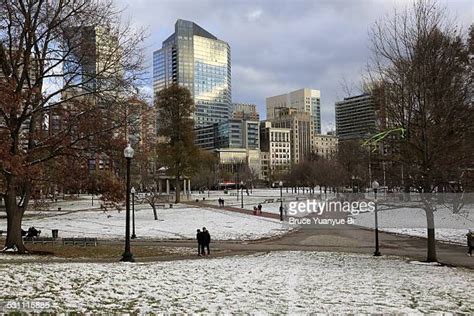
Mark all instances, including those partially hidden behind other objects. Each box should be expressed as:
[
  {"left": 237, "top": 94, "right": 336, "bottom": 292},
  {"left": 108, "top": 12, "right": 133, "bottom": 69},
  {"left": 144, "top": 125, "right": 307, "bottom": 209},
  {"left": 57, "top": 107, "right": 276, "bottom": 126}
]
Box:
[
  {"left": 124, "top": 143, "right": 134, "bottom": 159},
  {"left": 121, "top": 143, "right": 135, "bottom": 262}
]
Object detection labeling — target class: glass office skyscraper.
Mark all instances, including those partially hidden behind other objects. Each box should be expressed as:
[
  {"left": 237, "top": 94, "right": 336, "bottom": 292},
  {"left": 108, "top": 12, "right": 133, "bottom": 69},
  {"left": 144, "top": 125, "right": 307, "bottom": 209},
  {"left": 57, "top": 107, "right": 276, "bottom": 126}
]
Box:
[{"left": 153, "top": 19, "right": 231, "bottom": 128}]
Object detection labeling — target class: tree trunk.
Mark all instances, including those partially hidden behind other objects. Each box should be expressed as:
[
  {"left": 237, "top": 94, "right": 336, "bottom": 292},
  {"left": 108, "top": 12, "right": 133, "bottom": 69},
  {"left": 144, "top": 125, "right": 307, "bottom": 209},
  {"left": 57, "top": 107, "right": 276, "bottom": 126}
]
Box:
[
  {"left": 425, "top": 207, "right": 437, "bottom": 262},
  {"left": 4, "top": 201, "right": 27, "bottom": 253},
  {"left": 175, "top": 177, "right": 181, "bottom": 203},
  {"left": 152, "top": 205, "right": 158, "bottom": 220}
]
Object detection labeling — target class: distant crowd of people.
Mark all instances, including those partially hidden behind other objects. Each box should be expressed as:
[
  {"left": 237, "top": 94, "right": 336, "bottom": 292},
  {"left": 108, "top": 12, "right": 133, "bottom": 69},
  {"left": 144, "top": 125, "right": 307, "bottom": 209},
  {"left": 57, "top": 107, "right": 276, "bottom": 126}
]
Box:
[{"left": 196, "top": 227, "right": 211, "bottom": 256}]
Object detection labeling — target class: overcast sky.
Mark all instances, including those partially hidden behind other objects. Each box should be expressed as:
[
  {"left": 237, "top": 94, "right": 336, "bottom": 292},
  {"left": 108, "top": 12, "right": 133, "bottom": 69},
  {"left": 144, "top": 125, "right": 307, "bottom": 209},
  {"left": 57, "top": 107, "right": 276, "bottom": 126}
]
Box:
[{"left": 116, "top": 0, "right": 473, "bottom": 132}]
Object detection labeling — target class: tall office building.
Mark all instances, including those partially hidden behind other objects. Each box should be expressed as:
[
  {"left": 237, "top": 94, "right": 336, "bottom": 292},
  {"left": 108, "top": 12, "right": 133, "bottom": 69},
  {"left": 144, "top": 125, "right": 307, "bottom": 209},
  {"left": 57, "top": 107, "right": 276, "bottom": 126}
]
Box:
[
  {"left": 64, "top": 26, "right": 122, "bottom": 94},
  {"left": 266, "top": 88, "right": 321, "bottom": 134},
  {"left": 335, "top": 94, "right": 377, "bottom": 140},
  {"left": 153, "top": 19, "right": 231, "bottom": 128},
  {"left": 195, "top": 118, "right": 259, "bottom": 150}
]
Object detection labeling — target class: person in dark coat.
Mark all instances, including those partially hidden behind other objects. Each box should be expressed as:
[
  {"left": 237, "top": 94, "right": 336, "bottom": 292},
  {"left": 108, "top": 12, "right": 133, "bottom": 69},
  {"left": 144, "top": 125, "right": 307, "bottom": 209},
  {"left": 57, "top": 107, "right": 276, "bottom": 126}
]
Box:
[
  {"left": 202, "top": 227, "right": 211, "bottom": 255},
  {"left": 257, "top": 203, "right": 262, "bottom": 214},
  {"left": 196, "top": 229, "right": 204, "bottom": 256}
]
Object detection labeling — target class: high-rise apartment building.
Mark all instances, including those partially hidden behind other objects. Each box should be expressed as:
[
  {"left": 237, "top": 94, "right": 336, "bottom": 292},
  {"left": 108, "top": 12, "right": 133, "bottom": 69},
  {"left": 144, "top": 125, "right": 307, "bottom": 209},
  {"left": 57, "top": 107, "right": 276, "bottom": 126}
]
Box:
[
  {"left": 335, "top": 94, "right": 377, "bottom": 140},
  {"left": 266, "top": 88, "right": 321, "bottom": 134},
  {"left": 153, "top": 19, "right": 231, "bottom": 128},
  {"left": 270, "top": 108, "right": 314, "bottom": 164}
]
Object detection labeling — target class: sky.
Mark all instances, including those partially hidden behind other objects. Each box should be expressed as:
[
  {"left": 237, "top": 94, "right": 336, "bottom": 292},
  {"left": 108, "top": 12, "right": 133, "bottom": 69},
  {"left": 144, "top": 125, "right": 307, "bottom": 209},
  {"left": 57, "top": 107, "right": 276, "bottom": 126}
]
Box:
[{"left": 116, "top": 0, "right": 473, "bottom": 133}]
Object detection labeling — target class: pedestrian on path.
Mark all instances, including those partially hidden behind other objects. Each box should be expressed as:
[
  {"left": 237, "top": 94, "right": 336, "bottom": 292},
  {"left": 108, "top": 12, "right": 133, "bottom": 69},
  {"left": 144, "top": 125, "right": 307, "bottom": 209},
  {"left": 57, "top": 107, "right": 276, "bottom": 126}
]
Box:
[
  {"left": 202, "top": 227, "right": 211, "bottom": 255},
  {"left": 258, "top": 203, "right": 262, "bottom": 215},
  {"left": 196, "top": 229, "right": 204, "bottom": 256}
]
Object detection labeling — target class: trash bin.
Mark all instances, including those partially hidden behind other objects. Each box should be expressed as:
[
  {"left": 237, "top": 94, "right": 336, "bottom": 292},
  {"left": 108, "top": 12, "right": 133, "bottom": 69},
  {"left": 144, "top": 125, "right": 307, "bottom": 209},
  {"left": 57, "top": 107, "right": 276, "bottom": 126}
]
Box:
[
  {"left": 52, "top": 229, "right": 59, "bottom": 239},
  {"left": 58, "top": 207, "right": 61, "bottom": 211},
  {"left": 169, "top": 204, "right": 173, "bottom": 208}
]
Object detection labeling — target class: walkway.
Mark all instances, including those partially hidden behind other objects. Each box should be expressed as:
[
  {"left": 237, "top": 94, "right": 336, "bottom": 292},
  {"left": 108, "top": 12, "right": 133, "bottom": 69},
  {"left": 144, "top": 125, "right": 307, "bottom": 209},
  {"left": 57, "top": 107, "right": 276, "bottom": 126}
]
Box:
[{"left": 183, "top": 200, "right": 280, "bottom": 219}]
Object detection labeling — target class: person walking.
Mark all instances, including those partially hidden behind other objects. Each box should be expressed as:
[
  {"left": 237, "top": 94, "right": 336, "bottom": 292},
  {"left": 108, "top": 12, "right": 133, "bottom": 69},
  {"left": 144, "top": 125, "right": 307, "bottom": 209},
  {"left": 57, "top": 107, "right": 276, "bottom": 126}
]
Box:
[
  {"left": 257, "top": 203, "right": 262, "bottom": 215},
  {"left": 196, "top": 229, "right": 204, "bottom": 256},
  {"left": 202, "top": 227, "right": 211, "bottom": 255}
]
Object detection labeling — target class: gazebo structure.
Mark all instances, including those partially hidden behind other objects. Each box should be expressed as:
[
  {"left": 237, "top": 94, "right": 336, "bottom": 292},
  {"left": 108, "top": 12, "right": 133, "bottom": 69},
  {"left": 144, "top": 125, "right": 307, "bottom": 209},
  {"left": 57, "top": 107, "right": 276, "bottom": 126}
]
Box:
[{"left": 155, "top": 167, "right": 191, "bottom": 196}]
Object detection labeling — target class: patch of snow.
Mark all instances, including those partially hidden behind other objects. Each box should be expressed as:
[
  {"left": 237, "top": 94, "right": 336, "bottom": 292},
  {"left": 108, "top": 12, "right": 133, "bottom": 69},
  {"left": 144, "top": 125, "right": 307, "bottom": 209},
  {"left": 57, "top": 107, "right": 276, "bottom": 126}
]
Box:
[
  {"left": 0, "top": 205, "right": 293, "bottom": 241},
  {"left": 354, "top": 207, "right": 474, "bottom": 244},
  {"left": 0, "top": 251, "right": 472, "bottom": 313}
]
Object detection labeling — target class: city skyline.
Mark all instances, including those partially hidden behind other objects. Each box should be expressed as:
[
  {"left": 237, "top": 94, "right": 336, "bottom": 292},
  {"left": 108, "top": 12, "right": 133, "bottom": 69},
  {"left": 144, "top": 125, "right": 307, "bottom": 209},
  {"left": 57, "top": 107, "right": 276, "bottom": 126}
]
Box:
[{"left": 117, "top": 0, "right": 472, "bottom": 132}]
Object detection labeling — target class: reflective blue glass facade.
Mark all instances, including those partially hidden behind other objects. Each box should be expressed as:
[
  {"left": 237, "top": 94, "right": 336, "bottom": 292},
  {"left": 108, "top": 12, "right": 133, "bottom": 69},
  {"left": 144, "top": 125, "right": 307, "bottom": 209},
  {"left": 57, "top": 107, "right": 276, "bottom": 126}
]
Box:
[{"left": 153, "top": 19, "right": 231, "bottom": 128}]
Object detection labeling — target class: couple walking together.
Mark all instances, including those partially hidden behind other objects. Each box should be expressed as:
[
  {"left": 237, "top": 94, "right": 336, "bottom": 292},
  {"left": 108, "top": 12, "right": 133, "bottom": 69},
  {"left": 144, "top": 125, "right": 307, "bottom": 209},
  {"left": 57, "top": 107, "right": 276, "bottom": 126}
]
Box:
[{"left": 196, "top": 227, "right": 211, "bottom": 256}]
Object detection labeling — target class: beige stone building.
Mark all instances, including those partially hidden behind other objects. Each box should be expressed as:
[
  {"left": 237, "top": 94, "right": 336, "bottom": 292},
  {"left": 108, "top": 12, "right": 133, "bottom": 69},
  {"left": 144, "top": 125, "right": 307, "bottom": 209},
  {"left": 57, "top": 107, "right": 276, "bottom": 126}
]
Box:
[
  {"left": 266, "top": 88, "right": 321, "bottom": 134},
  {"left": 259, "top": 121, "right": 291, "bottom": 180},
  {"left": 269, "top": 108, "right": 314, "bottom": 165},
  {"left": 314, "top": 134, "right": 338, "bottom": 159}
]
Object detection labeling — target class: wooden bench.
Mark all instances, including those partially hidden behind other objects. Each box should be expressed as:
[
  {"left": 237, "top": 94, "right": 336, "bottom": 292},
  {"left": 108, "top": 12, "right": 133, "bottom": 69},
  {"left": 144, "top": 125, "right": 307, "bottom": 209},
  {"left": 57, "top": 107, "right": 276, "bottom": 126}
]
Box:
[
  {"left": 155, "top": 204, "right": 166, "bottom": 209},
  {"left": 264, "top": 199, "right": 274, "bottom": 203},
  {"left": 62, "top": 237, "right": 98, "bottom": 246},
  {"left": 24, "top": 237, "right": 57, "bottom": 244}
]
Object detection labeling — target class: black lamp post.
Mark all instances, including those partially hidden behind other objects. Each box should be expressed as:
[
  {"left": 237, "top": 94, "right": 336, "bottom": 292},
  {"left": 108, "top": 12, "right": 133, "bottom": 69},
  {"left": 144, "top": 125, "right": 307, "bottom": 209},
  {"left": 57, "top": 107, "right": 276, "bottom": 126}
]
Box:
[
  {"left": 121, "top": 143, "right": 135, "bottom": 262},
  {"left": 131, "top": 186, "right": 136, "bottom": 239},
  {"left": 372, "top": 180, "right": 381, "bottom": 256},
  {"left": 240, "top": 180, "right": 244, "bottom": 208},
  {"left": 279, "top": 180, "right": 283, "bottom": 221}
]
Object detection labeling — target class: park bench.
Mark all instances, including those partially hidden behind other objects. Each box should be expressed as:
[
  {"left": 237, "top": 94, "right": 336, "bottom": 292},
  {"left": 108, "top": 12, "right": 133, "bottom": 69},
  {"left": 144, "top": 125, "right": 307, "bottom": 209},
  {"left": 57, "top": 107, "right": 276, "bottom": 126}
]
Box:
[
  {"left": 62, "top": 237, "right": 98, "bottom": 246},
  {"left": 23, "top": 237, "right": 57, "bottom": 244},
  {"left": 263, "top": 199, "right": 274, "bottom": 203},
  {"left": 0, "top": 230, "right": 4, "bottom": 236}
]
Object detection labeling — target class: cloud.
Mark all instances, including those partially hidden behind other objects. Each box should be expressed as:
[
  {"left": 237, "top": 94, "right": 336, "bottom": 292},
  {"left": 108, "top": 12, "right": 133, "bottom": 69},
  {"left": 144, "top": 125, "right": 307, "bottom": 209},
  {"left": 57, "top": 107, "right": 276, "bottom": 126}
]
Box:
[
  {"left": 115, "top": 0, "right": 473, "bottom": 132},
  {"left": 246, "top": 9, "right": 263, "bottom": 22}
]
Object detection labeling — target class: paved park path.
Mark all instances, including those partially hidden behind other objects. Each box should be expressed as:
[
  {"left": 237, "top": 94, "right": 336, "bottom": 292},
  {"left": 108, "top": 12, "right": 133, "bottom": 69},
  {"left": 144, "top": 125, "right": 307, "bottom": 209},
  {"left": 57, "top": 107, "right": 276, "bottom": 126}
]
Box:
[
  {"left": 172, "top": 201, "right": 474, "bottom": 269},
  {"left": 183, "top": 200, "right": 280, "bottom": 219}
]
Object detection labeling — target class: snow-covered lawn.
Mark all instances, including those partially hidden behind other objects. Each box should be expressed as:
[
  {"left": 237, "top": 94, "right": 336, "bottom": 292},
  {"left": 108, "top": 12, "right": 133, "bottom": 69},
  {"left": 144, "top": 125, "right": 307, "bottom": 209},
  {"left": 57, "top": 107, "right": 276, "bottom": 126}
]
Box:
[
  {"left": 354, "top": 207, "right": 474, "bottom": 244},
  {"left": 0, "top": 205, "right": 292, "bottom": 240},
  {"left": 0, "top": 251, "right": 472, "bottom": 313}
]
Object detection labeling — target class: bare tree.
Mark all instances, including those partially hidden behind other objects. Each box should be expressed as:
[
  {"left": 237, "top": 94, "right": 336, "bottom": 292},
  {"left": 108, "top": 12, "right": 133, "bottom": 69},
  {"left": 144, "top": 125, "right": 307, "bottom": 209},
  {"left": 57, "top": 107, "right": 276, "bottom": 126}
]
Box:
[
  {"left": 0, "top": 0, "right": 145, "bottom": 252},
  {"left": 367, "top": 0, "right": 473, "bottom": 262}
]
